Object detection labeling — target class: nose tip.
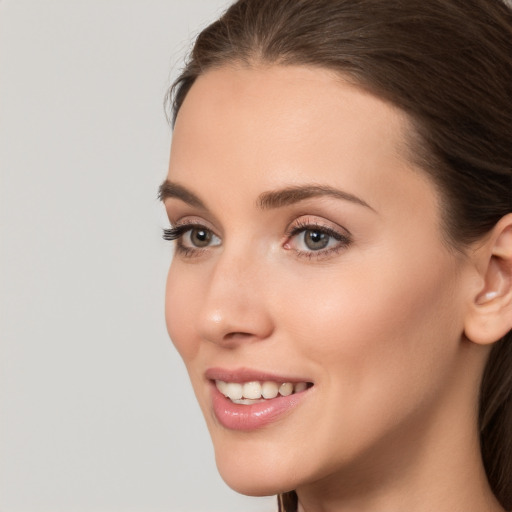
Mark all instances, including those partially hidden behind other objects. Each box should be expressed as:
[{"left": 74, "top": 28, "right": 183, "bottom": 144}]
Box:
[
  {"left": 197, "top": 265, "right": 274, "bottom": 347},
  {"left": 199, "top": 302, "right": 274, "bottom": 348}
]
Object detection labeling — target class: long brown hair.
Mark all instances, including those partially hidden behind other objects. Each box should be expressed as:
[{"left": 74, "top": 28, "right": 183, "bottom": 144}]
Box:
[{"left": 166, "top": 1, "right": 512, "bottom": 510}]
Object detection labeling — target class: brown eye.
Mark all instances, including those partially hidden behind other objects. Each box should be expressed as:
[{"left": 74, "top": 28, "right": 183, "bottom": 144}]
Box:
[
  {"left": 285, "top": 221, "right": 351, "bottom": 259},
  {"left": 303, "top": 230, "right": 330, "bottom": 250},
  {"left": 163, "top": 223, "right": 221, "bottom": 257},
  {"left": 189, "top": 227, "right": 213, "bottom": 247}
]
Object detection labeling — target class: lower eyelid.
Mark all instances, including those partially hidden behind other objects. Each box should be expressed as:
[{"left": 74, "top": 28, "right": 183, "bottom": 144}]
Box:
[
  {"left": 175, "top": 244, "right": 208, "bottom": 258},
  {"left": 294, "top": 244, "right": 348, "bottom": 260}
]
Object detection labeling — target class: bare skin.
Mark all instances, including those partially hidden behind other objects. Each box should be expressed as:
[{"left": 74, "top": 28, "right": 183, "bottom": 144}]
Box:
[{"left": 162, "top": 64, "right": 510, "bottom": 512}]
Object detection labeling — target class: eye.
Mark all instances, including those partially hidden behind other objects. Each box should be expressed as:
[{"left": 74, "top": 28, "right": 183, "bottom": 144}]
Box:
[
  {"left": 300, "top": 229, "right": 332, "bottom": 251},
  {"left": 284, "top": 220, "right": 351, "bottom": 259},
  {"left": 182, "top": 227, "right": 219, "bottom": 248},
  {"left": 163, "top": 223, "right": 221, "bottom": 255}
]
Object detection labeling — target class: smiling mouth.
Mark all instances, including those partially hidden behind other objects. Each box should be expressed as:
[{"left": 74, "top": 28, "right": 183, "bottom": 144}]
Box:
[{"left": 215, "top": 380, "right": 313, "bottom": 404}]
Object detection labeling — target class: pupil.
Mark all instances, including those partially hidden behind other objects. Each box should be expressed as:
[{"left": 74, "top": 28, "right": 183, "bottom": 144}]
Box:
[
  {"left": 305, "top": 230, "right": 328, "bottom": 250},
  {"left": 191, "top": 228, "right": 211, "bottom": 247}
]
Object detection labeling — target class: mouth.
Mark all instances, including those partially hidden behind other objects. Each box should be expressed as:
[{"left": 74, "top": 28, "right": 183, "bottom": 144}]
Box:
[
  {"left": 215, "top": 379, "right": 312, "bottom": 404},
  {"left": 205, "top": 368, "right": 314, "bottom": 430}
]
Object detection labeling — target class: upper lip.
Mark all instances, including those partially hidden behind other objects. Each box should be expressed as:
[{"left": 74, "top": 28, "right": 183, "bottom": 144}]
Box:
[{"left": 205, "top": 367, "right": 313, "bottom": 384}]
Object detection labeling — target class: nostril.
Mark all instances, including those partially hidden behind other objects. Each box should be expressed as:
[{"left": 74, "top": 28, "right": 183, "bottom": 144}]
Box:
[{"left": 224, "top": 331, "right": 254, "bottom": 341}]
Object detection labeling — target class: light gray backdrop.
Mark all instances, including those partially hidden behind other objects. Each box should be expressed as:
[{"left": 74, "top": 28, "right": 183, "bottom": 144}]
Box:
[{"left": 0, "top": 1, "right": 275, "bottom": 511}]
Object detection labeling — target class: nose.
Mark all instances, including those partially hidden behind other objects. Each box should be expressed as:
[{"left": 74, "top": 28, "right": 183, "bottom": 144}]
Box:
[{"left": 197, "top": 251, "right": 274, "bottom": 348}]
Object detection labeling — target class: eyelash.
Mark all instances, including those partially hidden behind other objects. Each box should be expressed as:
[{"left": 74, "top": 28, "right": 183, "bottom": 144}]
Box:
[
  {"left": 162, "top": 224, "right": 215, "bottom": 258},
  {"left": 162, "top": 221, "right": 351, "bottom": 260}
]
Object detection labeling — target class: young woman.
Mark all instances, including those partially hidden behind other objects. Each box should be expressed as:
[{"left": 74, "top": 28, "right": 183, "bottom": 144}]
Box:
[{"left": 159, "top": 1, "right": 512, "bottom": 510}]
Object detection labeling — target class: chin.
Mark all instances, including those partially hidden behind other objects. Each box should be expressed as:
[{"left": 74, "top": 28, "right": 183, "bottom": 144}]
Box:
[
  {"left": 217, "top": 463, "right": 294, "bottom": 497},
  {"left": 211, "top": 433, "right": 302, "bottom": 497}
]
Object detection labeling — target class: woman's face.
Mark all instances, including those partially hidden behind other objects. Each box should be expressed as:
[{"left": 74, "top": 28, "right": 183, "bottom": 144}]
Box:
[{"left": 163, "top": 65, "right": 476, "bottom": 496}]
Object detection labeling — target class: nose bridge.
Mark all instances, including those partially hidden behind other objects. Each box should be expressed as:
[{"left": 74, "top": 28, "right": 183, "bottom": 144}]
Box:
[{"left": 197, "top": 244, "right": 273, "bottom": 345}]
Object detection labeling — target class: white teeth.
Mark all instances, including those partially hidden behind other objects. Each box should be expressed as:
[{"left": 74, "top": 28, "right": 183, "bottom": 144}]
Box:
[
  {"left": 262, "top": 381, "right": 279, "bottom": 399},
  {"left": 242, "top": 381, "right": 262, "bottom": 399},
  {"left": 215, "top": 379, "right": 310, "bottom": 402},
  {"left": 294, "top": 382, "right": 308, "bottom": 393},
  {"left": 279, "top": 382, "right": 294, "bottom": 397},
  {"left": 216, "top": 380, "right": 228, "bottom": 396},
  {"left": 225, "top": 382, "right": 243, "bottom": 400}
]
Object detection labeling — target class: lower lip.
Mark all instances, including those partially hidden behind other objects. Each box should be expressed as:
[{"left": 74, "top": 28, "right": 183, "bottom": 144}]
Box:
[{"left": 210, "top": 382, "right": 310, "bottom": 431}]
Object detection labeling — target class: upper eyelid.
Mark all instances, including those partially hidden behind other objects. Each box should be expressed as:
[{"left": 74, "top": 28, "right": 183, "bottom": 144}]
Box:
[
  {"left": 164, "top": 201, "right": 222, "bottom": 230},
  {"left": 286, "top": 216, "right": 352, "bottom": 237},
  {"left": 288, "top": 221, "right": 347, "bottom": 234},
  {"left": 172, "top": 216, "right": 219, "bottom": 232},
  {"left": 289, "top": 225, "right": 350, "bottom": 243}
]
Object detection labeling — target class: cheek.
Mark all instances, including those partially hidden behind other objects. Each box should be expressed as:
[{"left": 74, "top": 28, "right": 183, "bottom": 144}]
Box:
[
  {"left": 165, "top": 263, "right": 201, "bottom": 362},
  {"left": 278, "top": 251, "right": 463, "bottom": 406}
]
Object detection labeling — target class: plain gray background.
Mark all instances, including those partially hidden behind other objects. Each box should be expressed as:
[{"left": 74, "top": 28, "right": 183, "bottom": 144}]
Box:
[{"left": 0, "top": 1, "right": 275, "bottom": 511}]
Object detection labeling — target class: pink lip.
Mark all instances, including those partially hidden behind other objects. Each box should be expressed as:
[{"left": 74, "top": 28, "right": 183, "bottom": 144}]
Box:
[
  {"left": 206, "top": 367, "right": 313, "bottom": 431},
  {"left": 205, "top": 367, "right": 310, "bottom": 384}
]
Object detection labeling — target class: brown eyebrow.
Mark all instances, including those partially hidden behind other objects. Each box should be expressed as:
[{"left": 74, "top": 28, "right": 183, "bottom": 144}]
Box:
[
  {"left": 158, "top": 180, "right": 375, "bottom": 213},
  {"left": 158, "top": 180, "right": 206, "bottom": 209},
  {"left": 257, "top": 185, "right": 375, "bottom": 212}
]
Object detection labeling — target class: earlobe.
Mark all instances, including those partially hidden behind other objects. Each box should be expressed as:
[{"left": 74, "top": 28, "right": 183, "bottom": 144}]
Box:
[{"left": 464, "top": 214, "right": 512, "bottom": 345}]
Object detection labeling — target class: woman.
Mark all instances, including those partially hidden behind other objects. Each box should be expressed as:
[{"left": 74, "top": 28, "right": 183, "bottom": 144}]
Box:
[{"left": 159, "top": 1, "right": 512, "bottom": 510}]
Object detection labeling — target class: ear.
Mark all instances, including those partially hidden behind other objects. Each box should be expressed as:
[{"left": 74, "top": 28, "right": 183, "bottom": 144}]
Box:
[{"left": 464, "top": 213, "right": 512, "bottom": 345}]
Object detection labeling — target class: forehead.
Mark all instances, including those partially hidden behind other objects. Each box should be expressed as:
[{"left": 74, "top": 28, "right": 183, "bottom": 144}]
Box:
[
  {"left": 168, "top": 64, "right": 434, "bottom": 217},
  {"left": 172, "top": 64, "right": 408, "bottom": 159}
]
